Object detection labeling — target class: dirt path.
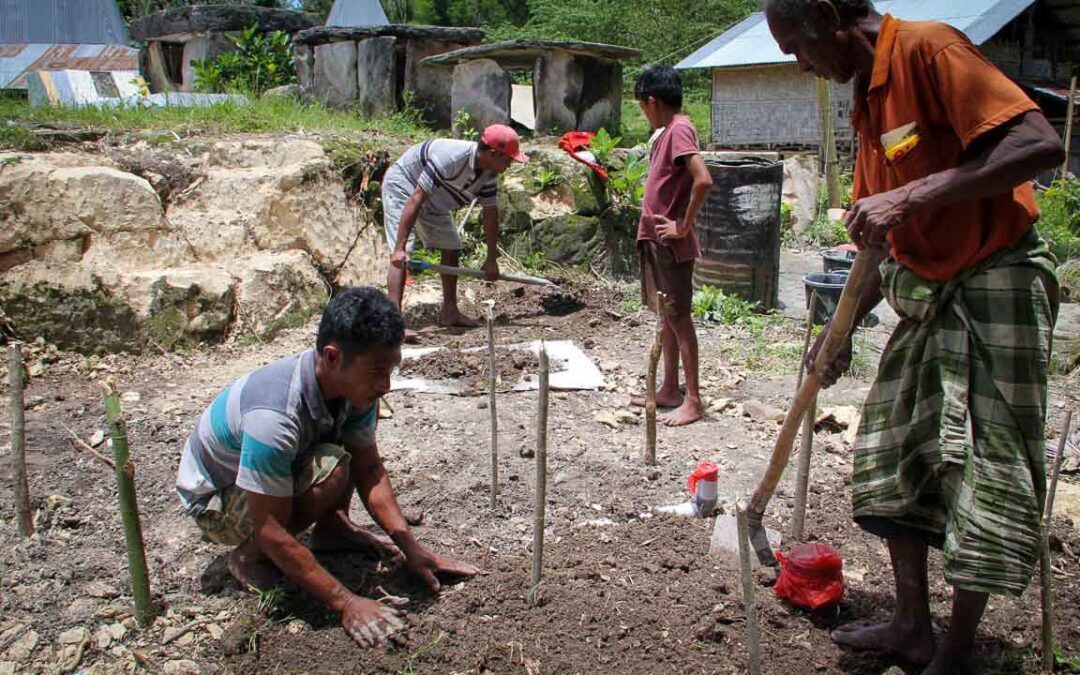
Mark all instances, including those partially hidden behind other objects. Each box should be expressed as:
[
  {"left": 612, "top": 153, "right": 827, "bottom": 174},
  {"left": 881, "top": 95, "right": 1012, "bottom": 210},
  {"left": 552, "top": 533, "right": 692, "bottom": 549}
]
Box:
[{"left": 1, "top": 256, "right": 1079, "bottom": 674}]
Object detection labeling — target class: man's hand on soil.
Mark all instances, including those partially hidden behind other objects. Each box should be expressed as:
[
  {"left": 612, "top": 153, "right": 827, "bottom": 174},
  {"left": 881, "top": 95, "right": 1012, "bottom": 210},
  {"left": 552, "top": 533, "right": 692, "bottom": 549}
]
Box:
[
  {"left": 404, "top": 546, "right": 480, "bottom": 593},
  {"left": 655, "top": 216, "right": 684, "bottom": 241},
  {"left": 341, "top": 594, "right": 405, "bottom": 648},
  {"left": 390, "top": 249, "right": 409, "bottom": 269}
]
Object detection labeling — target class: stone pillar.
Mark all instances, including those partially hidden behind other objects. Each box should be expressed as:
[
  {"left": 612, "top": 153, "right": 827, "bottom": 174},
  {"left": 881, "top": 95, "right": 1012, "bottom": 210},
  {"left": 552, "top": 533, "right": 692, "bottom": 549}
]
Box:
[
  {"left": 294, "top": 43, "right": 313, "bottom": 99},
  {"left": 356, "top": 36, "right": 397, "bottom": 119},
  {"left": 533, "top": 50, "right": 582, "bottom": 135},
  {"left": 142, "top": 41, "right": 174, "bottom": 93},
  {"left": 576, "top": 57, "right": 622, "bottom": 134},
  {"left": 313, "top": 41, "right": 358, "bottom": 109},
  {"left": 180, "top": 32, "right": 233, "bottom": 92},
  {"left": 404, "top": 39, "right": 467, "bottom": 129},
  {"left": 450, "top": 59, "right": 510, "bottom": 138}
]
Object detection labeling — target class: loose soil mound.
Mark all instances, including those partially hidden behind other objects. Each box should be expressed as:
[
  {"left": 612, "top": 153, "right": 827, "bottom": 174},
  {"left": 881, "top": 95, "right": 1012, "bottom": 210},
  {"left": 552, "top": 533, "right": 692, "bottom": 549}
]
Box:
[{"left": 399, "top": 348, "right": 562, "bottom": 393}]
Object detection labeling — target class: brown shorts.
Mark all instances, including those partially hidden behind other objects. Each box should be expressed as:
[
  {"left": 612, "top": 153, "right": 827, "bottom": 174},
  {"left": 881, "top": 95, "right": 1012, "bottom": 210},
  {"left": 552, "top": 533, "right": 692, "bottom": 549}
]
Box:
[{"left": 639, "top": 240, "right": 694, "bottom": 318}]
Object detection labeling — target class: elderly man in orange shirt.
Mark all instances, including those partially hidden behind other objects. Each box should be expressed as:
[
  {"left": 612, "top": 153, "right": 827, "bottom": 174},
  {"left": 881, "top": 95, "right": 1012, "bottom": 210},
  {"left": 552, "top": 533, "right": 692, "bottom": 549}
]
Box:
[{"left": 765, "top": 0, "right": 1065, "bottom": 672}]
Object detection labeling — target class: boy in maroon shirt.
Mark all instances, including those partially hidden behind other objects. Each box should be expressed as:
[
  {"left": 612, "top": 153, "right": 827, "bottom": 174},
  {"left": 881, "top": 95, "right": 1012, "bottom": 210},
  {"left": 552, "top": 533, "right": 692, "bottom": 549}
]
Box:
[{"left": 630, "top": 66, "right": 714, "bottom": 426}]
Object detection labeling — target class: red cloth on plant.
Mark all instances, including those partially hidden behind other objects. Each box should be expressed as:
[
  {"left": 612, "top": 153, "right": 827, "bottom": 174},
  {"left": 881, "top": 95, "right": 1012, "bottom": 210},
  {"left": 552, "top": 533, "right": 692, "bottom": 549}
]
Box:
[{"left": 558, "top": 131, "right": 609, "bottom": 181}]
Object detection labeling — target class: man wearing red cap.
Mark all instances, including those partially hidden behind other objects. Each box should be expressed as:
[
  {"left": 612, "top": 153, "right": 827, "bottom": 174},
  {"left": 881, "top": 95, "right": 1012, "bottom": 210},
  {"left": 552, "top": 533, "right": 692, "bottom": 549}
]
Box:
[{"left": 384, "top": 124, "right": 528, "bottom": 341}]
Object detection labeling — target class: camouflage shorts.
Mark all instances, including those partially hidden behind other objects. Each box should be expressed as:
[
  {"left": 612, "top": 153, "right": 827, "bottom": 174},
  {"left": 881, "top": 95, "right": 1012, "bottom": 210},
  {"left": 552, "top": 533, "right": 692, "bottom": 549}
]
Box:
[{"left": 195, "top": 443, "right": 349, "bottom": 546}]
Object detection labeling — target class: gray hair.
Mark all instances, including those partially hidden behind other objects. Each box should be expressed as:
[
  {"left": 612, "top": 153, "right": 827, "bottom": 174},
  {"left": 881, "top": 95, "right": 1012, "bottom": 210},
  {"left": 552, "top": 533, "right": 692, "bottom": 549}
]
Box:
[{"left": 762, "top": 0, "right": 873, "bottom": 26}]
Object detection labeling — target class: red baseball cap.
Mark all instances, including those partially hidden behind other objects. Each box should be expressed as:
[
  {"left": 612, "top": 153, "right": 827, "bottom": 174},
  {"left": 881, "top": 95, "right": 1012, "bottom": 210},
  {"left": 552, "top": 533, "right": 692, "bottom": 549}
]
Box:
[{"left": 481, "top": 124, "right": 528, "bottom": 163}]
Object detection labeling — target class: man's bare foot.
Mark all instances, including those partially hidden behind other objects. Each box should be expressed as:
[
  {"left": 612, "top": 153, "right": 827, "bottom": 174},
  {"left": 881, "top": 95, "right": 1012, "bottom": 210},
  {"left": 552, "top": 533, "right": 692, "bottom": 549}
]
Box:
[
  {"left": 659, "top": 398, "right": 704, "bottom": 426},
  {"left": 629, "top": 390, "right": 684, "bottom": 408},
  {"left": 228, "top": 541, "right": 282, "bottom": 591},
  {"left": 310, "top": 518, "right": 402, "bottom": 559},
  {"left": 922, "top": 647, "right": 976, "bottom": 675},
  {"left": 439, "top": 310, "right": 480, "bottom": 328},
  {"left": 404, "top": 328, "right": 421, "bottom": 344},
  {"left": 831, "top": 621, "right": 935, "bottom": 666}
]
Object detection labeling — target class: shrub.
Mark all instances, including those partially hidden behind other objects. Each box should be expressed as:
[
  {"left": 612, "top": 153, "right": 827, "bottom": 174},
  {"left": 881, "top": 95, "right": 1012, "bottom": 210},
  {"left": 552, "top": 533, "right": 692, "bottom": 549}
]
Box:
[
  {"left": 1037, "top": 177, "right": 1080, "bottom": 261},
  {"left": 193, "top": 24, "right": 295, "bottom": 95}
]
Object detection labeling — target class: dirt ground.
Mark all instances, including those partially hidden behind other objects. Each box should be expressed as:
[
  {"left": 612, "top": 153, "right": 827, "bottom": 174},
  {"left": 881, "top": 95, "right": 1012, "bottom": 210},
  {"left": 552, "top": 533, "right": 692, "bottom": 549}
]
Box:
[{"left": 2, "top": 249, "right": 1080, "bottom": 674}]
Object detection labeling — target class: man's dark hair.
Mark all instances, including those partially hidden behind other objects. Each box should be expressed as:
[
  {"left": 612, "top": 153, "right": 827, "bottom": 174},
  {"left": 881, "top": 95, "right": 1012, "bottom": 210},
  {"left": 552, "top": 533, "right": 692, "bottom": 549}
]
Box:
[
  {"left": 316, "top": 286, "right": 404, "bottom": 359},
  {"left": 634, "top": 65, "right": 683, "bottom": 109},
  {"left": 764, "top": 0, "right": 872, "bottom": 29}
]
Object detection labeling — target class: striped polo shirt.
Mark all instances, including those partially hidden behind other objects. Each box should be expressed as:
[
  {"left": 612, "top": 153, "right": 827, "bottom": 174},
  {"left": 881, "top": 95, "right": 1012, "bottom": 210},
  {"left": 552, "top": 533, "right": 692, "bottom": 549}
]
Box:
[
  {"left": 175, "top": 349, "right": 376, "bottom": 516},
  {"left": 385, "top": 139, "right": 499, "bottom": 212}
]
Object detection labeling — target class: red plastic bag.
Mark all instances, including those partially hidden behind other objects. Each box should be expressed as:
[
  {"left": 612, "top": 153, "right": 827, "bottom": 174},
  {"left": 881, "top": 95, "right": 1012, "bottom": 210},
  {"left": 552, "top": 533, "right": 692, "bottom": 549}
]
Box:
[{"left": 773, "top": 543, "right": 844, "bottom": 611}]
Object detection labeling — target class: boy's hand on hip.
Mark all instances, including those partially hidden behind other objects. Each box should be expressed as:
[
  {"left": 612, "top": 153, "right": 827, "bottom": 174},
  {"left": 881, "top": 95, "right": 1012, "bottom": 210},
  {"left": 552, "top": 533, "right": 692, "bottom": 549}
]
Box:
[{"left": 655, "top": 216, "right": 684, "bottom": 240}]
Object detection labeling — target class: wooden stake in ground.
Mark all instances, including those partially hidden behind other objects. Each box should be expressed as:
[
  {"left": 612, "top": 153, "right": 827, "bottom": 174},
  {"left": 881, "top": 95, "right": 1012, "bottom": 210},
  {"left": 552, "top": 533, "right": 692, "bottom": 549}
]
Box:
[
  {"left": 1062, "top": 74, "right": 1076, "bottom": 179},
  {"left": 531, "top": 343, "right": 550, "bottom": 590},
  {"left": 103, "top": 377, "right": 154, "bottom": 626},
  {"left": 816, "top": 78, "right": 843, "bottom": 209},
  {"left": 487, "top": 304, "right": 498, "bottom": 508},
  {"left": 8, "top": 344, "right": 33, "bottom": 538},
  {"left": 1042, "top": 409, "right": 1072, "bottom": 672},
  {"left": 791, "top": 294, "right": 818, "bottom": 542},
  {"left": 736, "top": 500, "right": 762, "bottom": 675},
  {"left": 644, "top": 291, "right": 666, "bottom": 466}
]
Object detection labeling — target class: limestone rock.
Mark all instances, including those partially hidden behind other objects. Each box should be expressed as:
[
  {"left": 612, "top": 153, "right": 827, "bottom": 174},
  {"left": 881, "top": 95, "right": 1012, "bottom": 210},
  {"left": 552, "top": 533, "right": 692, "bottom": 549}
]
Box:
[
  {"left": 162, "top": 659, "right": 202, "bottom": 675},
  {"left": 263, "top": 84, "right": 299, "bottom": 99},
  {"left": 234, "top": 251, "right": 327, "bottom": 338},
  {"left": 740, "top": 400, "right": 785, "bottom": 424},
  {"left": 356, "top": 37, "right": 397, "bottom": 118},
  {"left": 84, "top": 581, "right": 120, "bottom": 599},
  {"left": 594, "top": 410, "right": 619, "bottom": 429},
  {"left": 123, "top": 266, "right": 236, "bottom": 349},
  {"left": 5, "top": 629, "right": 38, "bottom": 662},
  {"left": 451, "top": 59, "right": 511, "bottom": 137},
  {"left": 131, "top": 6, "right": 317, "bottom": 41}
]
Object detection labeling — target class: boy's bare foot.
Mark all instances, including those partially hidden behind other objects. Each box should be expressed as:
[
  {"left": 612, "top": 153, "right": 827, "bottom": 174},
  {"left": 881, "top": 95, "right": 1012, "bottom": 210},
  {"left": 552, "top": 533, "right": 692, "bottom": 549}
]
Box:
[
  {"left": 229, "top": 540, "right": 282, "bottom": 591},
  {"left": 659, "top": 398, "right": 704, "bottom": 426},
  {"left": 310, "top": 519, "right": 401, "bottom": 559},
  {"left": 440, "top": 309, "right": 480, "bottom": 328},
  {"left": 629, "top": 391, "right": 684, "bottom": 408},
  {"left": 831, "top": 621, "right": 935, "bottom": 666}
]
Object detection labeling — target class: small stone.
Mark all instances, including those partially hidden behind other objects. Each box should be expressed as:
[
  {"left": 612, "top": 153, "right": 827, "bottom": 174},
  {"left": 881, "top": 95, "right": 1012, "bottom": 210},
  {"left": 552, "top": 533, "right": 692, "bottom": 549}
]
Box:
[
  {"left": 740, "top": 400, "right": 785, "bottom": 424},
  {"left": 25, "top": 396, "right": 45, "bottom": 408},
  {"left": 93, "top": 623, "right": 125, "bottom": 650},
  {"left": 599, "top": 360, "right": 619, "bottom": 372},
  {"left": 519, "top": 445, "right": 535, "bottom": 458},
  {"left": 477, "top": 400, "right": 488, "bottom": 409},
  {"left": 46, "top": 495, "right": 72, "bottom": 511},
  {"left": 85, "top": 581, "right": 121, "bottom": 599},
  {"left": 404, "top": 509, "right": 424, "bottom": 526},
  {"left": 58, "top": 627, "right": 90, "bottom": 646},
  {"left": 613, "top": 409, "right": 639, "bottom": 425},
  {"left": 754, "top": 566, "right": 778, "bottom": 587},
  {"left": 64, "top": 598, "right": 99, "bottom": 621},
  {"left": 89, "top": 430, "right": 105, "bottom": 447},
  {"left": 0, "top": 661, "right": 16, "bottom": 675},
  {"left": 120, "top": 391, "right": 141, "bottom": 403},
  {"left": 285, "top": 619, "right": 308, "bottom": 635},
  {"left": 205, "top": 623, "right": 224, "bottom": 641},
  {"left": 163, "top": 659, "right": 201, "bottom": 675},
  {"left": 646, "top": 469, "right": 661, "bottom": 481},
  {"left": 593, "top": 410, "right": 619, "bottom": 429},
  {"left": 5, "top": 630, "right": 38, "bottom": 662},
  {"left": 27, "top": 361, "right": 44, "bottom": 377},
  {"left": 174, "top": 632, "right": 195, "bottom": 646},
  {"left": 161, "top": 626, "right": 190, "bottom": 644},
  {"left": 709, "top": 397, "right": 735, "bottom": 413}
]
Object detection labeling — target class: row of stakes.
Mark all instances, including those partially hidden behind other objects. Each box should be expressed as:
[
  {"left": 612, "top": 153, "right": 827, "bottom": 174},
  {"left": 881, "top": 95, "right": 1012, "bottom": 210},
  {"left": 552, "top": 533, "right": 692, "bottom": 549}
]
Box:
[{"left": 6, "top": 292, "right": 1073, "bottom": 670}]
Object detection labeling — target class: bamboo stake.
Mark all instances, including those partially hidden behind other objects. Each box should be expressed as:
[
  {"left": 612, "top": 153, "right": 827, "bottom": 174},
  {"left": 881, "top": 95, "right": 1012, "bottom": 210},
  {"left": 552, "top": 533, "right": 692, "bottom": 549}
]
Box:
[
  {"left": 644, "top": 291, "right": 666, "bottom": 465},
  {"left": 736, "top": 500, "right": 762, "bottom": 675},
  {"left": 103, "top": 377, "right": 154, "bottom": 626},
  {"left": 791, "top": 295, "right": 818, "bottom": 542},
  {"left": 816, "top": 78, "right": 842, "bottom": 209},
  {"left": 1042, "top": 410, "right": 1072, "bottom": 672},
  {"left": 487, "top": 304, "right": 498, "bottom": 508},
  {"left": 1062, "top": 74, "right": 1076, "bottom": 179},
  {"left": 531, "top": 343, "right": 550, "bottom": 589},
  {"left": 8, "top": 344, "right": 33, "bottom": 538}
]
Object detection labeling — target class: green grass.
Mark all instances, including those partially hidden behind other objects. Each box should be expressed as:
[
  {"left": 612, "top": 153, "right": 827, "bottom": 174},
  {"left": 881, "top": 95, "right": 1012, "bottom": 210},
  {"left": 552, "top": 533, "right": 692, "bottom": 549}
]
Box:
[{"left": 0, "top": 94, "right": 429, "bottom": 151}]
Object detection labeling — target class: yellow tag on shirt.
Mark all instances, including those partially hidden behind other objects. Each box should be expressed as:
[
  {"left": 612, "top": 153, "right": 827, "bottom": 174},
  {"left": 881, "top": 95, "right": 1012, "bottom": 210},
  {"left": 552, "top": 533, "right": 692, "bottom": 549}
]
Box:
[{"left": 881, "top": 122, "right": 920, "bottom": 162}]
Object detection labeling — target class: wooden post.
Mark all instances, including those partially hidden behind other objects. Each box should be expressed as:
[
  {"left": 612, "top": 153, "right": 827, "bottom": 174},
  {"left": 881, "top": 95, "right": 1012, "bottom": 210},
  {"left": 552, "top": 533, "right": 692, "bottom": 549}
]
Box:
[
  {"left": 1062, "top": 74, "right": 1077, "bottom": 179},
  {"left": 644, "top": 291, "right": 666, "bottom": 465},
  {"left": 103, "top": 378, "right": 154, "bottom": 626},
  {"left": 736, "top": 500, "right": 762, "bottom": 675},
  {"left": 8, "top": 344, "right": 33, "bottom": 538},
  {"left": 816, "top": 78, "right": 842, "bottom": 209},
  {"left": 487, "top": 305, "right": 498, "bottom": 508},
  {"left": 531, "top": 343, "right": 550, "bottom": 588},
  {"left": 791, "top": 295, "right": 818, "bottom": 542},
  {"left": 1042, "top": 410, "right": 1072, "bottom": 672}
]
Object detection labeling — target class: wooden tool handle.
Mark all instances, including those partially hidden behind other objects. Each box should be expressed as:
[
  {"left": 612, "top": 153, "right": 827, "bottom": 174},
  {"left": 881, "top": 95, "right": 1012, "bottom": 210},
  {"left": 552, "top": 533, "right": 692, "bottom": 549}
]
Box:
[
  {"left": 423, "top": 262, "right": 556, "bottom": 288},
  {"left": 748, "top": 251, "right": 876, "bottom": 514}
]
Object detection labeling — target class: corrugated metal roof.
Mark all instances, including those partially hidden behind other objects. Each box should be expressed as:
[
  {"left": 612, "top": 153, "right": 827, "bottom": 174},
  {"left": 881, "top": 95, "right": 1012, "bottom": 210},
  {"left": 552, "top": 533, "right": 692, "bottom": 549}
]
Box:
[
  {"left": 326, "top": 0, "right": 389, "bottom": 26},
  {"left": 0, "top": 43, "right": 138, "bottom": 89},
  {"left": 0, "top": 0, "right": 129, "bottom": 45},
  {"left": 677, "top": 0, "right": 1037, "bottom": 70}
]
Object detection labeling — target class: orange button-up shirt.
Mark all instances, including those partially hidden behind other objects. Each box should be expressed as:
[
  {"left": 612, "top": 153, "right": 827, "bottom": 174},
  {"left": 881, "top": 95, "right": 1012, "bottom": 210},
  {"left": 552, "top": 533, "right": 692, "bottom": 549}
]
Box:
[{"left": 852, "top": 14, "right": 1041, "bottom": 282}]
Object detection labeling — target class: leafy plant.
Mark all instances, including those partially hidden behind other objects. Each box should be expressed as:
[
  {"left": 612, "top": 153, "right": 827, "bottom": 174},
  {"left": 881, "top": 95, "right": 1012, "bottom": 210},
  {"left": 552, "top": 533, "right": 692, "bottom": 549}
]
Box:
[
  {"left": 519, "top": 250, "right": 548, "bottom": 274},
  {"left": 608, "top": 153, "right": 647, "bottom": 207},
  {"left": 453, "top": 108, "right": 478, "bottom": 140},
  {"left": 1056, "top": 647, "right": 1080, "bottom": 673},
  {"left": 590, "top": 127, "right": 620, "bottom": 165},
  {"left": 192, "top": 24, "right": 295, "bottom": 95},
  {"left": 535, "top": 167, "right": 563, "bottom": 191},
  {"left": 692, "top": 285, "right": 759, "bottom": 324},
  {"left": 1037, "top": 177, "right": 1080, "bottom": 261}
]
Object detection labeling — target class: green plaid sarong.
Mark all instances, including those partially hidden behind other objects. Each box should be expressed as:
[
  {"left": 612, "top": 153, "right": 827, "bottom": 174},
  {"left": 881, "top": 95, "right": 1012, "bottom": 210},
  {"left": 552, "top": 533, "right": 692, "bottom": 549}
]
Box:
[{"left": 851, "top": 230, "right": 1059, "bottom": 597}]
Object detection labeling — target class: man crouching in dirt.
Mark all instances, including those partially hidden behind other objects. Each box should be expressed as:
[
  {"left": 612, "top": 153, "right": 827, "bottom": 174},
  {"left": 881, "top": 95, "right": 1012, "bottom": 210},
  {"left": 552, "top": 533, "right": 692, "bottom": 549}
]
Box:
[
  {"left": 175, "top": 286, "right": 478, "bottom": 647},
  {"left": 766, "top": 0, "right": 1064, "bottom": 672}
]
